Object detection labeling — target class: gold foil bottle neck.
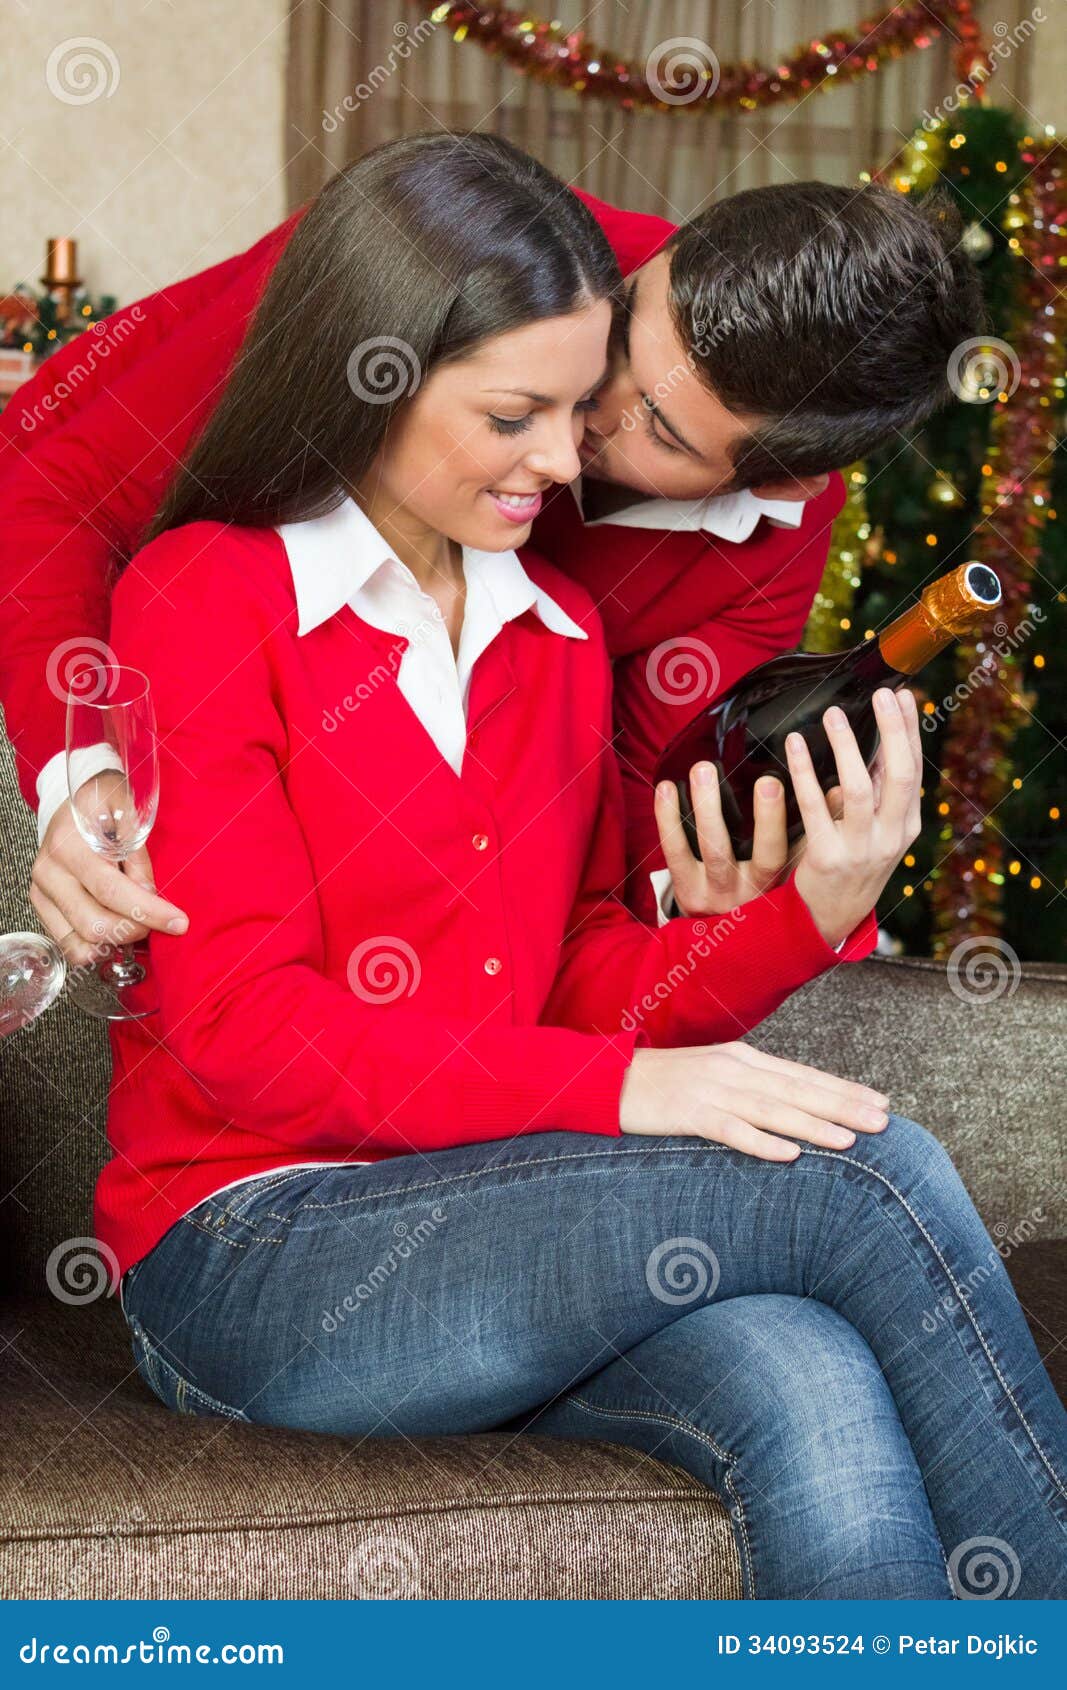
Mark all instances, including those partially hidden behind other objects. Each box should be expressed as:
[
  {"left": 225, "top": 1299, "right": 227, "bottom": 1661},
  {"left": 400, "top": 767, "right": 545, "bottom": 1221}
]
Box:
[
  {"left": 879, "top": 563, "right": 1002, "bottom": 675},
  {"left": 920, "top": 562, "right": 1002, "bottom": 636}
]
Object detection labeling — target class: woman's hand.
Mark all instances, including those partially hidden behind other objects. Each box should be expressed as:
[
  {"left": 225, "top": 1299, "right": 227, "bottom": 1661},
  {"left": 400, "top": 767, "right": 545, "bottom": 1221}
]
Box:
[
  {"left": 619, "top": 1041, "right": 890, "bottom": 1162},
  {"left": 654, "top": 765, "right": 844, "bottom": 918},
  {"left": 30, "top": 793, "right": 188, "bottom": 967},
  {"left": 791, "top": 686, "right": 922, "bottom": 949}
]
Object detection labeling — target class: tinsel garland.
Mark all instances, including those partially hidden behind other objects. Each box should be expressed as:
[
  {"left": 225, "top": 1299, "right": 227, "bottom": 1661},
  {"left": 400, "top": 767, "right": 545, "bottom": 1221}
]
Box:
[
  {"left": 418, "top": 1, "right": 987, "bottom": 115},
  {"left": 804, "top": 465, "right": 880, "bottom": 652},
  {"left": 930, "top": 140, "right": 1067, "bottom": 953}
]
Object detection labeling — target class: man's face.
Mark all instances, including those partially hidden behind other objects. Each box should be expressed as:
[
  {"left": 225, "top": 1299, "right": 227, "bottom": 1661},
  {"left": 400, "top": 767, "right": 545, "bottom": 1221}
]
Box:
[{"left": 579, "top": 250, "right": 826, "bottom": 507}]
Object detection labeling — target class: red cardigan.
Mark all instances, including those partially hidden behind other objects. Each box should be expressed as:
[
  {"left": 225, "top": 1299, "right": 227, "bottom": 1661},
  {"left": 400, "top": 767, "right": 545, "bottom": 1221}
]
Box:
[
  {"left": 0, "top": 191, "right": 841, "bottom": 919},
  {"left": 98, "top": 521, "right": 874, "bottom": 1281},
  {"left": 534, "top": 476, "right": 847, "bottom": 917}
]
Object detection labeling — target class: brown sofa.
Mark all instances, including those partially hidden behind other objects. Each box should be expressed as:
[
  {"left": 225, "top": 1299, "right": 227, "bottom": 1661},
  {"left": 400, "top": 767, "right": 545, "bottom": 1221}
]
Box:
[{"left": 2, "top": 717, "right": 1064, "bottom": 1599}]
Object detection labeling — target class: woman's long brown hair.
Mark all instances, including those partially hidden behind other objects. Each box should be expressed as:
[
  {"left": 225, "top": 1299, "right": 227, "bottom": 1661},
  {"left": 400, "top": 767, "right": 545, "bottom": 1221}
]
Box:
[{"left": 146, "top": 131, "right": 621, "bottom": 543}]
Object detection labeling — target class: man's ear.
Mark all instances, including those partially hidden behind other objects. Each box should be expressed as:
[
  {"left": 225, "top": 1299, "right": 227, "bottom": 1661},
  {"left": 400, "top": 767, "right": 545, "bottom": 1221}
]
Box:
[{"left": 749, "top": 473, "right": 830, "bottom": 503}]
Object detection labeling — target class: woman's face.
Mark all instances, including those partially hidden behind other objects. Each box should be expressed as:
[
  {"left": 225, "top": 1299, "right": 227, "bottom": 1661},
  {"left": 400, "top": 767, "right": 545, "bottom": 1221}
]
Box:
[{"left": 363, "top": 298, "right": 612, "bottom": 550}]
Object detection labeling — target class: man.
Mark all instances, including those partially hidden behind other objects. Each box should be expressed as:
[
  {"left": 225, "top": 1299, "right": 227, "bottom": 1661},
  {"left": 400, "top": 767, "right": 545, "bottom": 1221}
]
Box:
[{"left": 0, "top": 166, "right": 981, "bottom": 956}]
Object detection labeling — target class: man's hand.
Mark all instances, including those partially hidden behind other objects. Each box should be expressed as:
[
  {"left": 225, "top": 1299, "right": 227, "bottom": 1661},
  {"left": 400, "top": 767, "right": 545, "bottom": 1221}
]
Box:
[
  {"left": 654, "top": 764, "right": 795, "bottom": 916},
  {"left": 791, "top": 687, "right": 922, "bottom": 948},
  {"left": 30, "top": 795, "right": 188, "bottom": 966}
]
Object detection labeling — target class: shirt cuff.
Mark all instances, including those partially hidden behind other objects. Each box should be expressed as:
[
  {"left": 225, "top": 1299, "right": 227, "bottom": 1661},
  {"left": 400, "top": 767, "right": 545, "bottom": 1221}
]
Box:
[
  {"left": 652, "top": 865, "right": 851, "bottom": 949},
  {"left": 648, "top": 867, "right": 678, "bottom": 927},
  {"left": 36, "top": 743, "right": 125, "bottom": 847}
]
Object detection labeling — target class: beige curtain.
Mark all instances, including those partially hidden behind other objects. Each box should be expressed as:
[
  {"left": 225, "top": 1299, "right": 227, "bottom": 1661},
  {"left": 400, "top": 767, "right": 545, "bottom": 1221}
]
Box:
[{"left": 284, "top": 0, "right": 1036, "bottom": 217}]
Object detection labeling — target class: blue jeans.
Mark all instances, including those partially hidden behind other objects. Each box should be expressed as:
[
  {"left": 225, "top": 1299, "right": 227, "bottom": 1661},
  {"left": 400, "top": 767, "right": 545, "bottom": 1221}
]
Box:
[{"left": 121, "top": 1114, "right": 1067, "bottom": 1600}]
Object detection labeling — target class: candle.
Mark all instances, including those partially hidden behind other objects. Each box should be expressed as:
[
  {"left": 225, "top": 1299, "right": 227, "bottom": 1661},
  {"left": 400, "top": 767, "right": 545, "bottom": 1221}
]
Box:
[{"left": 42, "top": 238, "right": 81, "bottom": 290}]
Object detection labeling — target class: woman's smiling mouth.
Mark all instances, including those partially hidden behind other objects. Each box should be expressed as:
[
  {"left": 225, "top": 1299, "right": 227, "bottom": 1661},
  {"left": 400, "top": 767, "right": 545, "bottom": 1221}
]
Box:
[{"left": 486, "top": 488, "right": 543, "bottom": 523}]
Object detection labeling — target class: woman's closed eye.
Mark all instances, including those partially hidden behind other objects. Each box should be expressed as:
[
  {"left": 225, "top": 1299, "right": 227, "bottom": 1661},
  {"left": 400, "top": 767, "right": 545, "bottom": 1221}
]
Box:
[
  {"left": 489, "top": 395, "right": 601, "bottom": 437},
  {"left": 488, "top": 412, "right": 533, "bottom": 437}
]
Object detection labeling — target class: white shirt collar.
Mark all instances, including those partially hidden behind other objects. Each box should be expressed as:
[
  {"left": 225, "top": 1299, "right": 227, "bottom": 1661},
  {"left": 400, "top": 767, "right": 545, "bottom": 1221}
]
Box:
[
  {"left": 570, "top": 478, "right": 806, "bottom": 543},
  {"left": 276, "top": 493, "right": 587, "bottom": 642}
]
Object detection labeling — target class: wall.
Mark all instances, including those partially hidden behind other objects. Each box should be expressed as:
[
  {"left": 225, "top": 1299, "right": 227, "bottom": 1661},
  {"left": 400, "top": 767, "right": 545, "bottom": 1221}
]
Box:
[{"left": 1, "top": 0, "right": 289, "bottom": 309}]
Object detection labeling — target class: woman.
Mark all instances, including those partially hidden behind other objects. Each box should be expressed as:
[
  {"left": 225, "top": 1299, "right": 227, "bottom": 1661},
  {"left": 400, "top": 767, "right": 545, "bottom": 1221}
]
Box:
[{"left": 104, "top": 132, "right": 1067, "bottom": 1600}]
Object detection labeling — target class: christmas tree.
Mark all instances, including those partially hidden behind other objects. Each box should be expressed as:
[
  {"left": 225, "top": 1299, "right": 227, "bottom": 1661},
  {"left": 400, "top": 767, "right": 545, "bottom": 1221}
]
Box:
[{"left": 805, "top": 105, "right": 1066, "bottom": 963}]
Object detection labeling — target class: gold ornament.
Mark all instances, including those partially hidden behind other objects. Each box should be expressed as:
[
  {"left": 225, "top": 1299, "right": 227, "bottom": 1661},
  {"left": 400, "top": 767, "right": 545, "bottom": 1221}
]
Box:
[{"left": 961, "top": 219, "right": 995, "bottom": 261}]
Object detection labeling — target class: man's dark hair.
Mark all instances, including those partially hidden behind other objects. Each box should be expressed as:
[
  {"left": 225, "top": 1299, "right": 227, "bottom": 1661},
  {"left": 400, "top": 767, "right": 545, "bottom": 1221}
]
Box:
[{"left": 667, "top": 181, "right": 986, "bottom": 489}]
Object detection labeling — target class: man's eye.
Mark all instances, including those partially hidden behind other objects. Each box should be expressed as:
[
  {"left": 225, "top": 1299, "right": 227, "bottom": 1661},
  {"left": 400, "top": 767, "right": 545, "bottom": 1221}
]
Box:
[
  {"left": 575, "top": 396, "right": 600, "bottom": 413},
  {"left": 645, "top": 414, "right": 680, "bottom": 453},
  {"left": 489, "top": 413, "right": 533, "bottom": 436}
]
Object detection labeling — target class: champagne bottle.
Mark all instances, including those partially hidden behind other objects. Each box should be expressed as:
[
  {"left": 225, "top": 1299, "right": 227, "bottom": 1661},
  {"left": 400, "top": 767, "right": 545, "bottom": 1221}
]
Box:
[{"left": 655, "top": 561, "right": 1002, "bottom": 860}]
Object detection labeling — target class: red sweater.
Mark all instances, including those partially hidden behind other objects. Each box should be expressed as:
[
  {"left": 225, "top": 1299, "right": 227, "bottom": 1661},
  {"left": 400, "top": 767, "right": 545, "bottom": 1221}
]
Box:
[
  {"left": 0, "top": 190, "right": 841, "bottom": 918},
  {"left": 98, "top": 521, "right": 874, "bottom": 1280},
  {"left": 533, "top": 476, "right": 847, "bottom": 917}
]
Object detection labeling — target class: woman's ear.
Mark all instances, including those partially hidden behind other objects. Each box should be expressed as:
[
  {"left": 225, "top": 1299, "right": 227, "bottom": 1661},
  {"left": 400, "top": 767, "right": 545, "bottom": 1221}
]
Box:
[{"left": 748, "top": 472, "right": 830, "bottom": 503}]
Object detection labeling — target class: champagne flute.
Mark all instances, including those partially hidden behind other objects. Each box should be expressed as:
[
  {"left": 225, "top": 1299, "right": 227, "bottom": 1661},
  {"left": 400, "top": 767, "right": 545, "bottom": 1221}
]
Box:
[
  {"left": 64, "top": 663, "right": 160, "bottom": 1020},
  {"left": 0, "top": 932, "right": 66, "bottom": 1038}
]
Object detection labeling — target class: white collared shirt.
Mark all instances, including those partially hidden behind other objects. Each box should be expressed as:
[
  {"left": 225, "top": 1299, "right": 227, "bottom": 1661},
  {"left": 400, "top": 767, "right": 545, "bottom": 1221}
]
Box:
[
  {"left": 569, "top": 477, "right": 806, "bottom": 543},
  {"left": 278, "top": 494, "right": 586, "bottom": 775},
  {"left": 34, "top": 497, "right": 586, "bottom": 840}
]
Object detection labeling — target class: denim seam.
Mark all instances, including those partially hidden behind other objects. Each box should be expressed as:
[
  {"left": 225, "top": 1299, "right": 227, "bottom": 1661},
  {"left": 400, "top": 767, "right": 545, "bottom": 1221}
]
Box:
[
  {"left": 196, "top": 1169, "right": 323, "bottom": 1228},
  {"left": 566, "top": 1390, "right": 753, "bottom": 1596},
  {"left": 177, "top": 1220, "right": 288, "bottom": 1248},
  {"left": 284, "top": 1146, "right": 725, "bottom": 1213},
  {"left": 282, "top": 1138, "right": 1067, "bottom": 1504},
  {"left": 798, "top": 1146, "right": 1067, "bottom": 1507},
  {"left": 179, "top": 1216, "right": 249, "bottom": 1246},
  {"left": 139, "top": 1339, "right": 250, "bottom": 1423}
]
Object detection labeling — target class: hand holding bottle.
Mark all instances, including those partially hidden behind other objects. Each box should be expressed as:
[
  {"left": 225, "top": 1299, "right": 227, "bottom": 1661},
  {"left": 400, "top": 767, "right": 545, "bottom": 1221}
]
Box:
[
  {"left": 790, "top": 685, "right": 922, "bottom": 948},
  {"left": 654, "top": 767, "right": 845, "bottom": 917}
]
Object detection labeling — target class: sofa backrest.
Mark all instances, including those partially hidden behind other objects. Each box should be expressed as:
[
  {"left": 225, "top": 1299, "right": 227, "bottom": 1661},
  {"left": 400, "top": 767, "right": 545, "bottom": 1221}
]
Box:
[
  {"left": 1, "top": 713, "right": 110, "bottom": 1294},
  {"left": 2, "top": 707, "right": 1065, "bottom": 1297}
]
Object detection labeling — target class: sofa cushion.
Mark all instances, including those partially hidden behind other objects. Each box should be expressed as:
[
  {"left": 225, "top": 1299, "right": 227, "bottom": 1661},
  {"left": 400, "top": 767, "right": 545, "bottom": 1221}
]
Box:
[
  {"left": 0, "top": 1296, "right": 740, "bottom": 1600},
  {"left": 2, "top": 1234, "right": 1064, "bottom": 1600}
]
